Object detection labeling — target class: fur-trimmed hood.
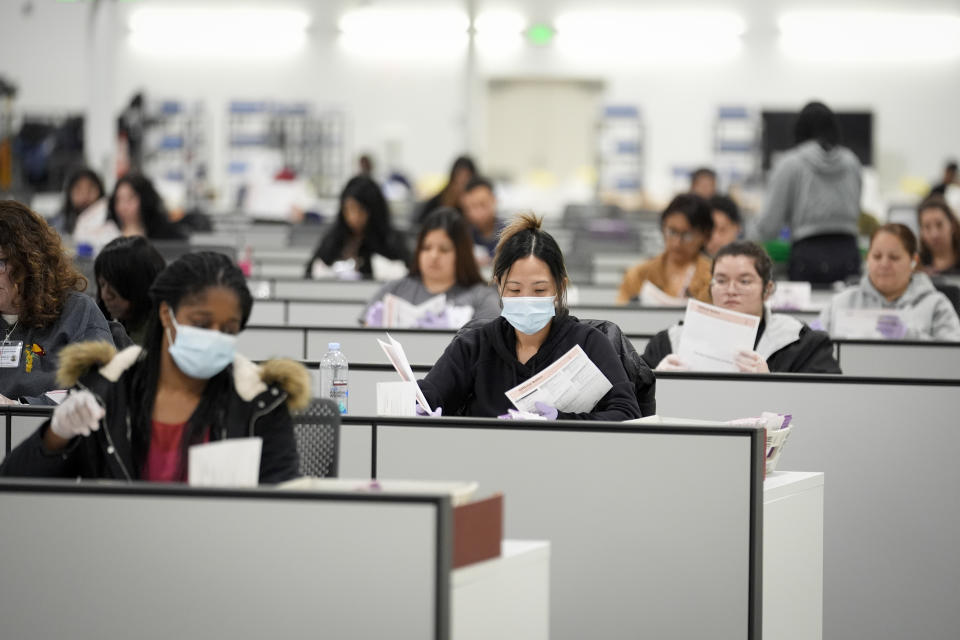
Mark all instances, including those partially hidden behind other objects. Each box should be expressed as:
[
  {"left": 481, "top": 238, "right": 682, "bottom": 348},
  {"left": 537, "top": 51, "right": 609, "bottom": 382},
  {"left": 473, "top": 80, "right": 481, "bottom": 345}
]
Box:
[{"left": 56, "top": 341, "right": 311, "bottom": 410}]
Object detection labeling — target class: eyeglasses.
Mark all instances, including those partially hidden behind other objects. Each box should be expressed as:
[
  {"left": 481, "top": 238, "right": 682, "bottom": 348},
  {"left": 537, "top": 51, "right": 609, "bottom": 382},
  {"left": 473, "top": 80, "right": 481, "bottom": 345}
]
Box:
[
  {"left": 710, "top": 277, "right": 761, "bottom": 291},
  {"left": 663, "top": 228, "right": 699, "bottom": 243}
]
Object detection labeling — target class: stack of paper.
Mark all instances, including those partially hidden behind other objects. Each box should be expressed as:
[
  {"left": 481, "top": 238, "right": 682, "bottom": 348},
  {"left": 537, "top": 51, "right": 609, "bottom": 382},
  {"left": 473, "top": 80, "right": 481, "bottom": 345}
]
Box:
[{"left": 677, "top": 299, "right": 761, "bottom": 372}]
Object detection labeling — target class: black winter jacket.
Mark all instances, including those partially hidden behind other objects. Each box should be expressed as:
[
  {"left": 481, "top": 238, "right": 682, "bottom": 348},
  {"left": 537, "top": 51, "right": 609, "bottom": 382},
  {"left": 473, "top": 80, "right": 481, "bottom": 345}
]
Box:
[
  {"left": 642, "top": 312, "right": 841, "bottom": 374},
  {"left": 420, "top": 315, "right": 642, "bottom": 420},
  {"left": 0, "top": 342, "right": 310, "bottom": 483}
]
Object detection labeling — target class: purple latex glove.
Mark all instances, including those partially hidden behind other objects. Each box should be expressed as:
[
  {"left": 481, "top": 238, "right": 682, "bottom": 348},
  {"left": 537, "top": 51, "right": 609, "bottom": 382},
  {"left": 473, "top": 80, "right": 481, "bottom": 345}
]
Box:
[
  {"left": 415, "top": 403, "right": 442, "bottom": 417},
  {"left": 808, "top": 318, "right": 825, "bottom": 331},
  {"left": 533, "top": 401, "right": 559, "bottom": 420},
  {"left": 417, "top": 308, "right": 451, "bottom": 329},
  {"left": 364, "top": 301, "right": 384, "bottom": 327},
  {"left": 876, "top": 314, "right": 908, "bottom": 340}
]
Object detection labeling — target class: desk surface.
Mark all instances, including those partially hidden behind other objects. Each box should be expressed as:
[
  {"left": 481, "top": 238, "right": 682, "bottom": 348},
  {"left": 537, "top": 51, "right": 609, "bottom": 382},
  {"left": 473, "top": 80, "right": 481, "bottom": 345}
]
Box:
[{"left": 764, "top": 471, "right": 824, "bottom": 500}]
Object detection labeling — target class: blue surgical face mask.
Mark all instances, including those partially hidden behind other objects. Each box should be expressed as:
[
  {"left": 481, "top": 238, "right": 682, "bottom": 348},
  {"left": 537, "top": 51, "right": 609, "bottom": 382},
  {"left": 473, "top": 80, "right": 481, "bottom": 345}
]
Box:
[
  {"left": 166, "top": 308, "right": 237, "bottom": 380},
  {"left": 501, "top": 296, "right": 556, "bottom": 335}
]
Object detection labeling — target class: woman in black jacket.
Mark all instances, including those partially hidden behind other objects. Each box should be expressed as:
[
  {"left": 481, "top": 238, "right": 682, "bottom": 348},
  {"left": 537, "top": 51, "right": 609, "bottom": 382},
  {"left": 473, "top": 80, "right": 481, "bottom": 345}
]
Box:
[
  {"left": 305, "top": 175, "right": 410, "bottom": 279},
  {"left": 418, "top": 213, "right": 642, "bottom": 421},
  {"left": 643, "top": 241, "right": 840, "bottom": 374},
  {"left": 0, "top": 252, "right": 308, "bottom": 483}
]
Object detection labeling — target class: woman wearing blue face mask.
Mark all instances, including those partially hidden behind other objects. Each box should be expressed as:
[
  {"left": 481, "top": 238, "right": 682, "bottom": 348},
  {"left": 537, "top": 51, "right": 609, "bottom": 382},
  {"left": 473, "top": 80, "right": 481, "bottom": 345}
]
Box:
[
  {"left": 417, "top": 213, "right": 642, "bottom": 421},
  {"left": 0, "top": 252, "right": 309, "bottom": 483}
]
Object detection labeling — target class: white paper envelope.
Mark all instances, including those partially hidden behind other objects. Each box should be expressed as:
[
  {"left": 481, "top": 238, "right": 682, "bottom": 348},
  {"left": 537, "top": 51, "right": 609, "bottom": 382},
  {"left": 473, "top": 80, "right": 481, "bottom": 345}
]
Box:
[
  {"left": 188, "top": 438, "right": 263, "bottom": 488},
  {"left": 376, "top": 381, "right": 418, "bottom": 416}
]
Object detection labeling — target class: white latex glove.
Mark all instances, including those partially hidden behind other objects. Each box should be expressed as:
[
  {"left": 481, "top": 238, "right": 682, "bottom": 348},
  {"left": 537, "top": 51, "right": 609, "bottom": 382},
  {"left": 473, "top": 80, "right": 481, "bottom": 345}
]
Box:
[
  {"left": 655, "top": 354, "right": 690, "bottom": 372},
  {"left": 0, "top": 393, "right": 21, "bottom": 406},
  {"left": 734, "top": 350, "right": 770, "bottom": 374},
  {"left": 50, "top": 390, "right": 105, "bottom": 439}
]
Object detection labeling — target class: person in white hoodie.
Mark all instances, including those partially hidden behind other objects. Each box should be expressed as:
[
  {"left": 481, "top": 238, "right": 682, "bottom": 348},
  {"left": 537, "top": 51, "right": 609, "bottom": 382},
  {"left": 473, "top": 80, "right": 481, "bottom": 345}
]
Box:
[
  {"left": 753, "top": 101, "right": 862, "bottom": 284},
  {"left": 818, "top": 224, "right": 960, "bottom": 342}
]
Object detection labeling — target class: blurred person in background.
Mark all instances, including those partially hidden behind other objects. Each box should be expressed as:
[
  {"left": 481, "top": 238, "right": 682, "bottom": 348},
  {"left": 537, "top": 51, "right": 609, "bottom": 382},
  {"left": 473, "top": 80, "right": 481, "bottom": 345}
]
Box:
[
  {"left": 916, "top": 196, "right": 960, "bottom": 276},
  {"left": 460, "top": 176, "right": 506, "bottom": 266},
  {"left": 929, "top": 160, "right": 957, "bottom": 197},
  {"left": 690, "top": 167, "right": 717, "bottom": 199},
  {"left": 706, "top": 194, "right": 743, "bottom": 257},
  {"left": 0, "top": 200, "right": 112, "bottom": 405},
  {"left": 51, "top": 166, "right": 118, "bottom": 251},
  {"left": 818, "top": 224, "right": 960, "bottom": 341},
  {"left": 416, "top": 154, "right": 477, "bottom": 223},
  {"left": 95, "top": 236, "right": 166, "bottom": 345},
  {"left": 617, "top": 194, "right": 713, "bottom": 305},
  {"left": 752, "top": 101, "right": 862, "bottom": 284},
  {"left": 107, "top": 173, "right": 186, "bottom": 241},
  {"left": 361, "top": 208, "right": 499, "bottom": 328},
  {"left": 644, "top": 241, "right": 840, "bottom": 374},
  {"left": 305, "top": 175, "right": 409, "bottom": 280}
]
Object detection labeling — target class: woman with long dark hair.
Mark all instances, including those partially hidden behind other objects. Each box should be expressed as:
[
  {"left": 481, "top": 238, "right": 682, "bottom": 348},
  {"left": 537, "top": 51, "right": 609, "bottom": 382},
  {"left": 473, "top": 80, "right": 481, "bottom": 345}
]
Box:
[
  {"left": 94, "top": 236, "right": 166, "bottom": 345},
  {"left": 0, "top": 252, "right": 308, "bottom": 483},
  {"left": 305, "top": 175, "right": 409, "bottom": 279},
  {"left": 361, "top": 207, "right": 499, "bottom": 327},
  {"left": 107, "top": 173, "right": 186, "bottom": 241},
  {"left": 753, "top": 101, "right": 863, "bottom": 283}
]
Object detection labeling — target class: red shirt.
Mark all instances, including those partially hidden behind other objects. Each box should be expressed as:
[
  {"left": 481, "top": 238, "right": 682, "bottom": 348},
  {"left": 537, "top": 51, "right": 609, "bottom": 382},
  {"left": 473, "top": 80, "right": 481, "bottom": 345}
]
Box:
[{"left": 142, "top": 420, "right": 208, "bottom": 482}]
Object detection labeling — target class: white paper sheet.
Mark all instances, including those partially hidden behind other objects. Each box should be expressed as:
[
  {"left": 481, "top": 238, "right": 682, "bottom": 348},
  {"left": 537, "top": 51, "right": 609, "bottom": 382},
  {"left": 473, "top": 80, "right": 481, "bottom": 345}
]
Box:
[
  {"left": 504, "top": 344, "right": 613, "bottom": 414},
  {"left": 382, "top": 293, "right": 447, "bottom": 328},
  {"left": 188, "top": 438, "right": 263, "bottom": 488},
  {"left": 376, "top": 381, "right": 418, "bottom": 416},
  {"left": 377, "top": 333, "right": 433, "bottom": 413},
  {"left": 677, "top": 299, "right": 761, "bottom": 372},
  {"left": 831, "top": 308, "right": 907, "bottom": 339},
  {"left": 639, "top": 280, "right": 687, "bottom": 307},
  {"left": 768, "top": 281, "right": 812, "bottom": 310}
]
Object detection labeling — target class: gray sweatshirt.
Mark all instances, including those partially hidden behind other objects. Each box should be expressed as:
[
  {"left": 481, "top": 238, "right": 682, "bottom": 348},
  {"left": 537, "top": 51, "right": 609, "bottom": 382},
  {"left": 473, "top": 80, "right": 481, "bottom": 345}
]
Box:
[
  {"left": 753, "top": 140, "right": 862, "bottom": 242},
  {"left": 818, "top": 272, "right": 960, "bottom": 341},
  {"left": 360, "top": 275, "right": 501, "bottom": 326},
  {"left": 0, "top": 292, "right": 113, "bottom": 403}
]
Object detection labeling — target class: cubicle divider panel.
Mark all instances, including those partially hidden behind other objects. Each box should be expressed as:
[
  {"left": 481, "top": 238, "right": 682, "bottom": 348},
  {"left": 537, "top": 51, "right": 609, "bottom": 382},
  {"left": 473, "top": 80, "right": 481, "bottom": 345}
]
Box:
[
  {"left": 655, "top": 373, "right": 960, "bottom": 640},
  {"left": 305, "top": 328, "right": 454, "bottom": 365},
  {"left": 273, "top": 278, "right": 383, "bottom": 301},
  {"left": 0, "top": 481, "right": 451, "bottom": 640},
  {"left": 287, "top": 300, "right": 366, "bottom": 326},
  {"left": 835, "top": 340, "right": 960, "bottom": 379},
  {"left": 246, "top": 300, "right": 286, "bottom": 325},
  {"left": 370, "top": 417, "right": 765, "bottom": 640},
  {"left": 238, "top": 327, "right": 307, "bottom": 361}
]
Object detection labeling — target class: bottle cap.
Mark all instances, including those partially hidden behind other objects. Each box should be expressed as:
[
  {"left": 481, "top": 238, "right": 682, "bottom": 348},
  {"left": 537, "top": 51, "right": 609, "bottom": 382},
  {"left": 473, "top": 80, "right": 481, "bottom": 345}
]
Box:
[{"left": 328, "top": 342, "right": 340, "bottom": 350}]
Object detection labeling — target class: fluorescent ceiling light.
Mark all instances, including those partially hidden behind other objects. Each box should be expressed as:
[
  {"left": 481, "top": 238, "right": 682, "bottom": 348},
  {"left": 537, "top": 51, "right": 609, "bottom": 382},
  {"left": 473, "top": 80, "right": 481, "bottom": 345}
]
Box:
[
  {"left": 474, "top": 9, "right": 527, "bottom": 54},
  {"left": 554, "top": 10, "right": 746, "bottom": 62},
  {"left": 128, "top": 8, "right": 310, "bottom": 58},
  {"left": 338, "top": 7, "right": 469, "bottom": 56},
  {"left": 779, "top": 11, "right": 960, "bottom": 62}
]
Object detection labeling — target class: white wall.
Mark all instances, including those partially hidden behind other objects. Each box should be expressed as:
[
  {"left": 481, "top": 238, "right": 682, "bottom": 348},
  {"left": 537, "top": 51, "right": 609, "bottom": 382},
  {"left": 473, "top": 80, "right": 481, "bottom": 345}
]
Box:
[{"left": 2, "top": 0, "right": 958, "bottom": 209}]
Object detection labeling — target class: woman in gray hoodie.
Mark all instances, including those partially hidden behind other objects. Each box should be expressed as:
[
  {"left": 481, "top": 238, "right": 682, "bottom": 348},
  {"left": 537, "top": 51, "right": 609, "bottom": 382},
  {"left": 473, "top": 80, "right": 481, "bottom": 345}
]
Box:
[
  {"left": 754, "top": 101, "right": 862, "bottom": 284},
  {"left": 818, "top": 224, "right": 960, "bottom": 341}
]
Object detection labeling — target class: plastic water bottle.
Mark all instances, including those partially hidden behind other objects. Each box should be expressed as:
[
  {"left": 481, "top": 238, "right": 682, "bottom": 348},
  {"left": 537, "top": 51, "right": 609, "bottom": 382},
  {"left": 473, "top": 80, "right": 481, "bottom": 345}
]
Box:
[{"left": 319, "top": 342, "right": 349, "bottom": 414}]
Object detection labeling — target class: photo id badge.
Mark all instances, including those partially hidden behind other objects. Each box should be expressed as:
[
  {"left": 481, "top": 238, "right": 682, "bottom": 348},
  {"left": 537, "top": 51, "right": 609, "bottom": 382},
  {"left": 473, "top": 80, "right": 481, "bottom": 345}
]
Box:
[{"left": 0, "top": 341, "right": 23, "bottom": 368}]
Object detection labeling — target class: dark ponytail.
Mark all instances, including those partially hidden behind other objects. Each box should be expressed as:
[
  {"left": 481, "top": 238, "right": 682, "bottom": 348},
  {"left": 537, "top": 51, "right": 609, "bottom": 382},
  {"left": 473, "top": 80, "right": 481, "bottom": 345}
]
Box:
[{"left": 130, "top": 252, "right": 254, "bottom": 478}]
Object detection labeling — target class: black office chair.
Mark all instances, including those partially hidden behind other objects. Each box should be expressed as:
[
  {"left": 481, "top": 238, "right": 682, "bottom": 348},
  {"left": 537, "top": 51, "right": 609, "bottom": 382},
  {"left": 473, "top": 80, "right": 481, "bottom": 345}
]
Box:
[
  {"left": 580, "top": 318, "right": 657, "bottom": 417},
  {"left": 290, "top": 399, "right": 340, "bottom": 478},
  {"left": 932, "top": 280, "right": 960, "bottom": 316}
]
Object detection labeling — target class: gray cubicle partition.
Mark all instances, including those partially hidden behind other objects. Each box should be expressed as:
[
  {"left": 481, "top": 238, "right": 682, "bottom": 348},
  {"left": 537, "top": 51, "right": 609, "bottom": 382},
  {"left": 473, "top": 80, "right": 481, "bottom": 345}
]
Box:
[
  {"left": 350, "top": 415, "right": 765, "bottom": 640},
  {"left": 834, "top": 340, "right": 960, "bottom": 379},
  {"left": 0, "top": 479, "right": 451, "bottom": 640},
  {"left": 654, "top": 372, "right": 960, "bottom": 640}
]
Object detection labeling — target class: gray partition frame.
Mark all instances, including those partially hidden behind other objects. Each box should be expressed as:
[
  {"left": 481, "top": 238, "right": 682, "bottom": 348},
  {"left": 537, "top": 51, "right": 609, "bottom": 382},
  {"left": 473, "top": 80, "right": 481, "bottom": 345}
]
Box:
[
  {"left": 0, "top": 478, "right": 452, "bottom": 640},
  {"left": 348, "top": 414, "right": 766, "bottom": 640}
]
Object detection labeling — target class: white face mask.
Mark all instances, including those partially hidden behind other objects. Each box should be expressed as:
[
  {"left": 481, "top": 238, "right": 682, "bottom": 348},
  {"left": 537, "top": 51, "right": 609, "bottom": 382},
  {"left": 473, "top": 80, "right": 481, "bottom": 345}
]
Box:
[
  {"left": 500, "top": 296, "right": 556, "bottom": 335},
  {"left": 166, "top": 308, "right": 237, "bottom": 379}
]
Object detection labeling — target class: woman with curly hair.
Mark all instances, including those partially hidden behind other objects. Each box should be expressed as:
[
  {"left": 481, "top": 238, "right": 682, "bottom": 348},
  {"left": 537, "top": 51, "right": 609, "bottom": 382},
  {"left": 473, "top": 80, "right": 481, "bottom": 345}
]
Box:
[
  {"left": 107, "top": 173, "right": 186, "bottom": 240},
  {"left": 0, "top": 200, "right": 112, "bottom": 405}
]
